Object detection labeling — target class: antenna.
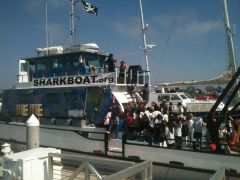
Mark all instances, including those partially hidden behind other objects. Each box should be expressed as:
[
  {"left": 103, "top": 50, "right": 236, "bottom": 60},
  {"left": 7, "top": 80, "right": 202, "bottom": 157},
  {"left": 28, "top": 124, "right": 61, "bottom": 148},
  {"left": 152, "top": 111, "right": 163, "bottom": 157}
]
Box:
[
  {"left": 139, "top": 0, "right": 155, "bottom": 84},
  {"left": 45, "top": 0, "right": 49, "bottom": 47},
  {"left": 70, "top": 0, "right": 78, "bottom": 45}
]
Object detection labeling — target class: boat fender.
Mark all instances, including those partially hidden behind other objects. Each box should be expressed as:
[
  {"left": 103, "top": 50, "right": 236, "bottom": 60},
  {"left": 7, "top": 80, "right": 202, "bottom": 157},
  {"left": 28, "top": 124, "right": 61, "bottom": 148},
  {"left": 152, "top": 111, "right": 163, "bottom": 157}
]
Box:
[{"left": 209, "top": 143, "right": 217, "bottom": 151}]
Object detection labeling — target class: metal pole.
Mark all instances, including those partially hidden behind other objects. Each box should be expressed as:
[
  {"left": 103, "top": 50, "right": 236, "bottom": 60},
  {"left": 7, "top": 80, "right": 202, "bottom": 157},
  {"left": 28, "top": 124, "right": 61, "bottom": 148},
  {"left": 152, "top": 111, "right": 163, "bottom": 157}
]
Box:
[
  {"left": 70, "top": 0, "right": 77, "bottom": 45},
  {"left": 222, "top": 0, "right": 237, "bottom": 73},
  {"left": 139, "top": 0, "right": 150, "bottom": 84},
  {"left": 45, "top": 0, "right": 48, "bottom": 48}
]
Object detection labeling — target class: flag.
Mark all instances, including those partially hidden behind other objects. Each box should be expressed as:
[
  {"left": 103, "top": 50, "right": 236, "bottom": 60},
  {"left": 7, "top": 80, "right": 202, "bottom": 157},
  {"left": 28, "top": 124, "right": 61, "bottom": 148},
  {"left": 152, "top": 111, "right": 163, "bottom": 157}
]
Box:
[{"left": 81, "top": 0, "right": 98, "bottom": 16}]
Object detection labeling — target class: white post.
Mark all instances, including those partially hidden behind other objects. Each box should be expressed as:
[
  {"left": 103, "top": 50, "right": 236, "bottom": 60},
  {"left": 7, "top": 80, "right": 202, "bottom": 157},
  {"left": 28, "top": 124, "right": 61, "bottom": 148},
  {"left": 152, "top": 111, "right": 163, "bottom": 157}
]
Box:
[
  {"left": 1, "top": 143, "right": 12, "bottom": 155},
  {"left": 26, "top": 114, "right": 40, "bottom": 150}
]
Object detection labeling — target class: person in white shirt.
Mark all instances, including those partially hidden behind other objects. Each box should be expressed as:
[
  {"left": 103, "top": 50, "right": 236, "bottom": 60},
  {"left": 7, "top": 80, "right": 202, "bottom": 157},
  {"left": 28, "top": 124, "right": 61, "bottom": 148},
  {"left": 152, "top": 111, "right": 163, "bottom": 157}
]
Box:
[
  {"left": 194, "top": 117, "right": 203, "bottom": 147},
  {"left": 174, "top": 115, "right": 182, "bottom": 149},
  {"left": 187, "top": 113, "right": 194, "bottom": 147},
  {"left": 165, "top": 122, "right": 175, "bottom": 148}
]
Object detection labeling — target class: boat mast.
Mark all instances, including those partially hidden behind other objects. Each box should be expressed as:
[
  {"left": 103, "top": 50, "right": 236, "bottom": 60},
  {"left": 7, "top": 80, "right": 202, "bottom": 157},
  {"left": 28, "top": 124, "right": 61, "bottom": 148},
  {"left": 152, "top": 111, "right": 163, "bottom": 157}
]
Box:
[
  {"left": 70, "top": 0, "right": 78, "bottom": 45},
  {"left": 222, "top": 0, "right": 237, "bottom": 74},
  {"left": 139, "top": 0, "right": 154, "bottom": 84},
  {"left": 45, "top": 0, "right": 49, "bottom": 47}
]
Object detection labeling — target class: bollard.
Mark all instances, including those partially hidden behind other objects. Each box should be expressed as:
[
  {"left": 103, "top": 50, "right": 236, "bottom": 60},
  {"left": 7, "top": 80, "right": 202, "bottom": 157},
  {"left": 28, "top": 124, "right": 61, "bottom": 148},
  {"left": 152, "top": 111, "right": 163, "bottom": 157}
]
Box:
[
  {"left": 26, "top": 114, "right": 40, "bottom": 150},
  {"left": 1, "top": 143, "right": 12, "bottom": 155}
]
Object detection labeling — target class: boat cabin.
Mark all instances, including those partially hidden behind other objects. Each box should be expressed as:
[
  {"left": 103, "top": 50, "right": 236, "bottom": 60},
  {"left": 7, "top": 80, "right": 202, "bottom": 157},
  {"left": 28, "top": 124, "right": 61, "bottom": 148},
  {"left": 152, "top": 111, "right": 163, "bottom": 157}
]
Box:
[{"left": 17, "top": 43, "right": 148, "bottom": 89}]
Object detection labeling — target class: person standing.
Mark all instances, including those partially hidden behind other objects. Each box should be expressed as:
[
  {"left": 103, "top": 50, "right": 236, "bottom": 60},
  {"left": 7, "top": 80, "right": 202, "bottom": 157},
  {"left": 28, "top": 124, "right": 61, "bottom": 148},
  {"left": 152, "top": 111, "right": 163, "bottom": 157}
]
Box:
[
  {"left": 119, "top": 61, "right": 128, "bottom": 83},
  {"left": 105, "top": 53, "right": 117, "bottom": 72},
  {"left": 165, "top": 121, "right": 175, "bottom": 148},
  {"left": 187, "top": 113, "right": 194, "bottom": 147},
  {"left": 174, "top": 115, "right": 182, "bottom": 149},
  {"left": 141, "top": 83, "right": 150, "bottom": 104},
  {"left": 194, "top": 117, "right": 203, "bottom": 149}
]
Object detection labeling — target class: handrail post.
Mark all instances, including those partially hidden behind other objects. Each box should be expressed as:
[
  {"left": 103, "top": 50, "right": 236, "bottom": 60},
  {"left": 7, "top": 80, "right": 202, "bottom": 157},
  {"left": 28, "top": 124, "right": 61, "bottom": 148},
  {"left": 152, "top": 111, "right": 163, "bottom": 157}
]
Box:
[
  {"left": 130, "top": 70, "right": 132, "bottom": 84},
  {"left": 48, "top": 154, "right": 53, "bottom": 180},
  {"left": 137, "top": 71, "right": 139, "bottom": 84},
  {"left": 115, "top": 68, "right": 118, "bottom": 84},
  {"left": 124, "top": 69, "right": 126, "bottom": 84},
  {"left": 104, "top": 131, "right": 109, "bottom": 156},
  {"left": 122, "top": 133, "right": 126, "bottom": 158}
]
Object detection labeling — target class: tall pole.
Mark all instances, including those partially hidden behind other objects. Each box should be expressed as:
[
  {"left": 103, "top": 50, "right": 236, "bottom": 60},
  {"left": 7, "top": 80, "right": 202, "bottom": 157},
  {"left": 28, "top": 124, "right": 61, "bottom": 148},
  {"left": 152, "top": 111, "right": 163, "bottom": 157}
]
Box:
[
  {"left": 139, "top": 0, "right": 151, "bottom": 84},
  {"left": 70, "top": 0, "right": 77, "bottom": 45},
  {"left": 222, "top": 0, "right": 237, "bottom": 74},
  {"left": 45, "top": 0, "right": 48, "bottom": 47}
]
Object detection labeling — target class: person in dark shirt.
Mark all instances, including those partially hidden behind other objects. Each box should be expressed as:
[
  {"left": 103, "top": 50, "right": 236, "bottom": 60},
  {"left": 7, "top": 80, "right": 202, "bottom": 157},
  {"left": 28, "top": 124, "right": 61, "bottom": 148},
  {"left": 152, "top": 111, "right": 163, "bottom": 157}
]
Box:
[
  {"left": 141, "top": 83, "right": 150, "bottom": 103},
  {"left": 105, "top": 53, "right": 116, "bottom": 72}
]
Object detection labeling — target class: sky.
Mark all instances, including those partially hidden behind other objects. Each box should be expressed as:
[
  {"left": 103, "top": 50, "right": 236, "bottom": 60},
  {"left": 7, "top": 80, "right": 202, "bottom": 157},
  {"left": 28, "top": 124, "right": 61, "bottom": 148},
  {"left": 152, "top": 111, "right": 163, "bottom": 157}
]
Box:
[{"left": 0, "top": 0, "right": 240, "bottom": 90}]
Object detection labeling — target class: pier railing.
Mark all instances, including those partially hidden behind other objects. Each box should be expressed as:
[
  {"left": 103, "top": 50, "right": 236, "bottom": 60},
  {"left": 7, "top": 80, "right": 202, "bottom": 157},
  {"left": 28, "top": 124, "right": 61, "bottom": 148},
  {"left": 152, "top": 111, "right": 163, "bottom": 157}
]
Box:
[{"left": 48, "top": 152, "right": 152, "bottom": 180}]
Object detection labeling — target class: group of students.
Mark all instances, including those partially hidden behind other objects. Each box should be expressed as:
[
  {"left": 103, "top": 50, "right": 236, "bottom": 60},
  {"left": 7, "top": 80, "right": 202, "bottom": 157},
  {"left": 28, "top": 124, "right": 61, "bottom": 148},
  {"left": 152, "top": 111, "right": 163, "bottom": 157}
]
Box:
[{"left": 103, "top": 100, "right": 204, "bottom": 149}]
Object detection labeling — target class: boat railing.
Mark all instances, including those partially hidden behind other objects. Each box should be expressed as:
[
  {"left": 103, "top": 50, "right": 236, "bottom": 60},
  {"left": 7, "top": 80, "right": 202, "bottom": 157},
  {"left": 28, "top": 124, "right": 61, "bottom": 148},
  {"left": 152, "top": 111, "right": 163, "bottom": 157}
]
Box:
[
  {"left": 16, "top": 67, "right": 149, "bottom": 86},
  {"left": 103, "top": 131, "right": 240, "bottom": 157}
]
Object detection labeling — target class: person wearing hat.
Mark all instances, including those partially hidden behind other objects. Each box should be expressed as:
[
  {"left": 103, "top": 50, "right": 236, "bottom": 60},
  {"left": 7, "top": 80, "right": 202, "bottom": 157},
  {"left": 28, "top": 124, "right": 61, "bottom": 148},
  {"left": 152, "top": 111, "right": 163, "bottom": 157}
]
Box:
[{"left": 119, "top": 60, "right": 128, "bottom": 83}]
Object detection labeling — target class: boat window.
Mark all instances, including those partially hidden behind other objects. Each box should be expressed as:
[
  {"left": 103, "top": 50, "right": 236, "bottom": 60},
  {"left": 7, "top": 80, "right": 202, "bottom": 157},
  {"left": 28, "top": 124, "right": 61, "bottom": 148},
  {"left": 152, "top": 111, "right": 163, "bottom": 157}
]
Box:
[
  {"left": 36, "top": 63, "right": 46, "bottom": 71},
  {"left": 52, "top": 59, "right": 64, "bottom": 69},
  {"left": 64, "top": 92, "right": 78, "bottom": 104},
  {"left": 85, "top": 53, "right": 102, "bottom": 67},
  {"left": 180, "top": 94, "right": 187, "bottom": 99},
  {"left": 171, "top": 95, "right": 181, "bottom": 100},
  {"left": 73, "top": 61, "right": 79, "bottom": 67},
  {"left": 66, "top": 56, "right": 80, "bottom": 67},
  {"left": 21, "top": 63, "right": 29, "bottom": 72}
]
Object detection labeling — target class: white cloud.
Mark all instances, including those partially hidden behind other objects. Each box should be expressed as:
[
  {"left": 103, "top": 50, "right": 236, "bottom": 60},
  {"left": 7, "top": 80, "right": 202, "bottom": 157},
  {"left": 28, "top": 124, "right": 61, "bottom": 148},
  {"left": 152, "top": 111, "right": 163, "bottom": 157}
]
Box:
[
  {"left": 113, "top": 18, "right": 138, "bottom": 39},
  {"left": 178, "top": 20, "right": 222, "bottom": 37},
  {"left": 48, "top": 23, "right": 69, "bottom": 45},
  {"left": 25, "top": 0, "right": 67, "bottom": 15},
  {"left": 153, "top": 12, "right": 222, "bottom": 43}
]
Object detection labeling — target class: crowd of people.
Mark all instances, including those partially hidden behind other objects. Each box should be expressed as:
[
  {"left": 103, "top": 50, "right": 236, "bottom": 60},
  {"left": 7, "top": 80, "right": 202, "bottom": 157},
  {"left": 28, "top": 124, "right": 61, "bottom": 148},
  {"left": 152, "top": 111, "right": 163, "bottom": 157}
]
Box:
[
  {"left": 103, "top": 99, "right": 204, "bottom": 150},
  {"left": 103, "top": 53, "right": 205, "bottom": 149}
]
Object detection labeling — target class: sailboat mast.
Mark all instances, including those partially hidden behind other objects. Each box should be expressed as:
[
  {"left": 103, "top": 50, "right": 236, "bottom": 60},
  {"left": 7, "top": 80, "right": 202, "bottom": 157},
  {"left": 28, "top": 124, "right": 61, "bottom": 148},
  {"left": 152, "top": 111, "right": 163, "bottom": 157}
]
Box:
[
  {"left": 139, "top": 0, "right": 151, "bottom": 84},
  {"left": 222, "top": 0, "right": 237, "bottom": 73}
]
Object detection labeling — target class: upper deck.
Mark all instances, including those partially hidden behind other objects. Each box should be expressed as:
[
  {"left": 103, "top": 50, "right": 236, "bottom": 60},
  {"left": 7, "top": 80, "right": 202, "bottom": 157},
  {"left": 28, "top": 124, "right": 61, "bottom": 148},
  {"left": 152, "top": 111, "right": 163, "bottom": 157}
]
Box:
[{"left": 16, "top": 44, "right": 149, "bottom": 89}]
